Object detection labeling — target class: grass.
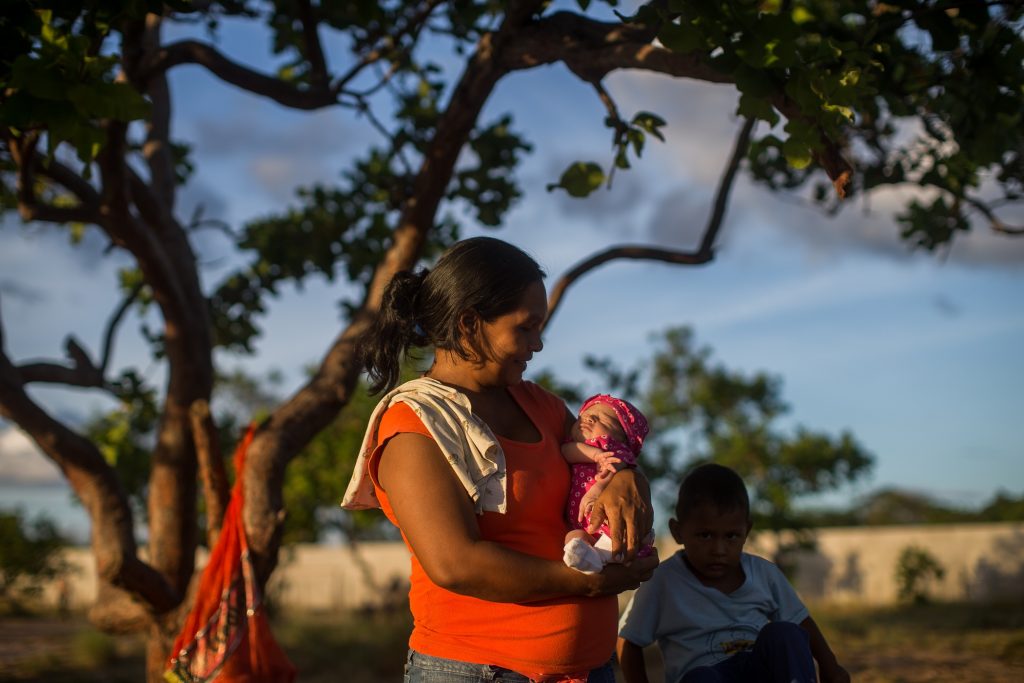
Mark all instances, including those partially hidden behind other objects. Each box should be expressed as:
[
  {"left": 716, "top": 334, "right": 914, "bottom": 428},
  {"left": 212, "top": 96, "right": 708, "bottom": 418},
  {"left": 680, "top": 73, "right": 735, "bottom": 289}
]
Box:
[
  {"left": 2, "top": 601, "right": 1022, "bottom": 682},
  {"left": 811, "top": 601, "right": 1024, "bottom": 682}
]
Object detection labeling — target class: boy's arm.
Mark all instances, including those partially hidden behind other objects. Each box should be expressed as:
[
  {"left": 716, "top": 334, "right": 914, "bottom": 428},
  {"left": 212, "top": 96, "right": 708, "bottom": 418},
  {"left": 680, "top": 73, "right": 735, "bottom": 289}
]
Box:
[
  {"left": 616, "top": 637, "right": 650, "bottom": 683},
  {"left": 799, "top": 616, "right": 850, "bottom": 683}
]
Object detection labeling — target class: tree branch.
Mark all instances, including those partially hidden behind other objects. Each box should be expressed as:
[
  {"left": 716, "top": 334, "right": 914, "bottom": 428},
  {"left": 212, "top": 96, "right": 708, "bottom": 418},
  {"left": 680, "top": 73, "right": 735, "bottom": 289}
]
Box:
[
  {"left": 545, "top": 116, "right": 756, "bottom": 326},
  {"left": 242, "top": 0, "right": 549, "bottom": 582},
  {"left": 36, "top": 157, "right": 102, "bottom": 209},
  {"left": 139, "top": 14, "right": 177, "bottom": 210},
  {"left": 966, "top": 195, "right": 1024, "bottom": 235},
  {"left": 500, "top": 11, "right": 729, "bottom": 83},
  {"left": 7, "top": 133, "right": 103, "bottom": 226},
  {"left": 189, "top": 399, "right": 229, "bottom": 547},
  {"left": 296, "top": 0, "right": 328, "bottom": 87},
  {"left": 334, "top": 0, "right": 444, "bottom": 93},
  {"left": 698, "top": 116, "right": 756, "bottom": 254},
  {"left": 139, "top": 40, "right": 339, "bottom": 110},
  {"left": 100, "top": 282, "right": 143, "bottom": 377},
  {"left": 503, "top": 11, "right": 853, "bottom": 196},
  {"left": 0, "top": 335, "right": 178, "bottom": 615}
]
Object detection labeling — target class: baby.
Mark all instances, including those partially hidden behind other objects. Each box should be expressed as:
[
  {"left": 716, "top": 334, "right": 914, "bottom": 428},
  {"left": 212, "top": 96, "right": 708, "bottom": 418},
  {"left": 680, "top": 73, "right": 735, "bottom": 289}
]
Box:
[{"left": 562, "top": 394, "right": 653, "bottom": 573}]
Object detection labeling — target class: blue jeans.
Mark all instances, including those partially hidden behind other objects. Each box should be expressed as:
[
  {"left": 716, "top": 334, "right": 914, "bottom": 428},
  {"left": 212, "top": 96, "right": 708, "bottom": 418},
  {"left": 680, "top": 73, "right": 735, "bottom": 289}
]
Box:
[
  {"left": 403, "top": 650, "right": 616, "bottom": 682},
  {"left": 679, "top": 622, "right": 816, "bottom": 683}
]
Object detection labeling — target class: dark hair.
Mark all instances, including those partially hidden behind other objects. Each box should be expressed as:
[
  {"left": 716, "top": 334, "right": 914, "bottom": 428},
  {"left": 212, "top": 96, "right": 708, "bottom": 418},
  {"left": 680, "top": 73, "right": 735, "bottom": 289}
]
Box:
[
  {"left": 361, "top": 237, "right": 545, "bottom": 394},
  {"left": 675, "top": 463, "right": 750, "bottom": 521}
]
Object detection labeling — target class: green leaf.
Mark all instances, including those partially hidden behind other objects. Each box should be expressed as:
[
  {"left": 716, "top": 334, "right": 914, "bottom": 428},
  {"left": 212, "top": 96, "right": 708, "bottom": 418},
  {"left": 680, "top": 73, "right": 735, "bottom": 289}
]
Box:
[
  {"left": 792, "top": 6, "right": 814, "bottom": 25},
  {"left": 783, "top": 136, "right": 813, "bottom": 169},
  {"left": 548, "top": 162, "right": 605, "bottom": 198},
  {"left": 738, "top": 93, "right": 780, "bottom": 125},
  {"left": 631, "top": 112, "right": 667, "bottom": 142}
]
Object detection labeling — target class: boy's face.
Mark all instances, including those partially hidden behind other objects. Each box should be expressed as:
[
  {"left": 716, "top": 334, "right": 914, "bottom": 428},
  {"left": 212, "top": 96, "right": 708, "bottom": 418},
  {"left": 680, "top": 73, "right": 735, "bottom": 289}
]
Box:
[
  {"left": 669, "top": 503, "right": 751, "bottom": 587},
  {"left": 572, "top": 403, "right": 626, "bottom": 443}
]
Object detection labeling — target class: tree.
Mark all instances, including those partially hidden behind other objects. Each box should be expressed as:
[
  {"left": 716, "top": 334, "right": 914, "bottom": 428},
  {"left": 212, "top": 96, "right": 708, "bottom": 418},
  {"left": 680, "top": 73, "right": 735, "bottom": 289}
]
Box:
[
  {"left": 0, "top": 1, "right": 1022, "bottom": 679},
  {"left": 0, "top": 509, "right": 68, "bottom": 612},
  {"left": 582, "top": 327, "right": 874, "bottom": 540},
  {"left": 895, "top": 544, "right": 946, "bottom": 604}
]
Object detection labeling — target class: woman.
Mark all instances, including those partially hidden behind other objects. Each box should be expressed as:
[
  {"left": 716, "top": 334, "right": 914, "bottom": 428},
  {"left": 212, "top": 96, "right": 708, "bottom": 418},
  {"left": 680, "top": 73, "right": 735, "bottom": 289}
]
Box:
[{"left": 344, "top": 237, "right": 658, "bottom": 682}]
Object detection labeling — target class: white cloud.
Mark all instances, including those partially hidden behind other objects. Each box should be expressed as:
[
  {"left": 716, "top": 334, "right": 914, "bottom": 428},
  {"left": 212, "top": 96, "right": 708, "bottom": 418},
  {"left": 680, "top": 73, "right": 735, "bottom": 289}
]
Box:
[{"left": 0, "top": 426, "right": 62, "bottom": 485}]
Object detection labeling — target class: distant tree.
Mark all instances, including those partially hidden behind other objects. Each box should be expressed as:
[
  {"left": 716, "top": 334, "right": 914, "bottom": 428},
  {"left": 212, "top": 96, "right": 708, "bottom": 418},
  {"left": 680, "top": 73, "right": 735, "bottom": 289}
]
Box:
[
  {"left": 581, "top": 327, "right": 875, "bottom": 544},
  {"left": 802, "top": 487, "right": 1024, "bottom": 527},
  {"left": 895, "top": 544, "right": 946, "bottom": 604},
  {"left": 857, "top": 487, "right": 962, "bottom": 525},
  {"left": 0, "top": 509, "right": 68, "bottom": 612},
  {"left": 978, "top": 491, "right": 1024, "bottom": 522},
  {"left": 1, "top": 2, "right": 1021, "bottom": 679}
]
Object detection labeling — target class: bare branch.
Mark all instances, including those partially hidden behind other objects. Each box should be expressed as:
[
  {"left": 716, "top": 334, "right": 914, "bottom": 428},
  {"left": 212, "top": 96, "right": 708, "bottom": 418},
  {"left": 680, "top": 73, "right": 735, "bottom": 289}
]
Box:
[
  {"left": 17, "top": 336, "right": 105, "bottom": 390},
  {"left": 7, "top": 133, "right": 103, "bottom": 226},
  {"left": 139, "top": 40, "right": 339, "bottom": 110},
  {"left": 140, "top": 14, "right": 177, "bottom": 210},
  {"left": 966, "top": 195, "right": 1024, "bottom": 235},
  {"left": 545, "top": 246, "right": 713, "bottom": 328},
  {"left": 545, "top": 116, "right": 755, "bottom": 326},
  {"left": 334, "top": 0, "right": 445, "bottom": 93},
  {"left": 587, "top": 79, "right": 628, "bottom": 187},
  {"left": 36, "top": 158, "right": 102, "bottom": 209},
  {"left": 100, "top": 282, "right": 144, "bottom": 376},
  {"left": 0, "top": 341, "right": 178, "bottom": 613},
  {"left": 189, "top": 399, "right": 229, "bottom": 547},
  {"left": 500, "top": 11, "right": 729, "bottom": 83},
  {"left": 698, "top": 116, "right": 756, "bottom": 254},
  {"left": 297, "top": 0, "right": 329, "bottom": 87}
]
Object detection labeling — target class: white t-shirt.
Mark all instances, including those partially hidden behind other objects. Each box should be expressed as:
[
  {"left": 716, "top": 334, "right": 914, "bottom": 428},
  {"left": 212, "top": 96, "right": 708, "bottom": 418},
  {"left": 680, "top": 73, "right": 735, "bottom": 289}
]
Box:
[{"left": 618, "top": 550, "right": 809, "bottom": 683}]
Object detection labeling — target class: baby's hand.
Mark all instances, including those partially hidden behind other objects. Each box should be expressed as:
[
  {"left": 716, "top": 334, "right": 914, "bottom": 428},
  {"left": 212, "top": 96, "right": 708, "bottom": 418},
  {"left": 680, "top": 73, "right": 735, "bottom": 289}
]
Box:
[
  {"left": 594, "top": 451, "right": 622, "bottom": 472},
  {"left": 578, "top": 486, "right": 602, "bottom": 524}
]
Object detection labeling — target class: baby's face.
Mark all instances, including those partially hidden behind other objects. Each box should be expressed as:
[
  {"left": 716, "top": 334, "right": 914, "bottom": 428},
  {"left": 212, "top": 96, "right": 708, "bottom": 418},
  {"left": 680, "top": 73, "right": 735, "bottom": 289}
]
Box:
[{"left": 573, "top": 403, "right": 627, "bottom": 443}]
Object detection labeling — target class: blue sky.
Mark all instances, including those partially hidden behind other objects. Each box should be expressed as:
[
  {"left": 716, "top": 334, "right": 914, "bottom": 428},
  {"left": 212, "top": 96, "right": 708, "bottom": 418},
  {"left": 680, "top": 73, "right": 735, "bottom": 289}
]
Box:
[{"left": 2, "top": 11, "right": 1022, "bottom": 539}]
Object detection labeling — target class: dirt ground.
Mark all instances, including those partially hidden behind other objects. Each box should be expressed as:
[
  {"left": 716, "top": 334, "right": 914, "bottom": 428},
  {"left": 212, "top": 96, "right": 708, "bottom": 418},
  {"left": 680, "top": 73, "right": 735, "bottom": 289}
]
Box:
[{"left": 2, "top": 602, "right": 1023, "bottom": 682}]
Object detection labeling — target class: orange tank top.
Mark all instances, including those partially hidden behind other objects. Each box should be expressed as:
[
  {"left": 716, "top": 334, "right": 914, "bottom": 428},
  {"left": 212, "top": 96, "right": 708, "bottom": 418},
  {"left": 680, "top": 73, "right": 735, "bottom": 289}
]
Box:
[{"left": 367, "top": 381, "right": 617, "bottom": 678}]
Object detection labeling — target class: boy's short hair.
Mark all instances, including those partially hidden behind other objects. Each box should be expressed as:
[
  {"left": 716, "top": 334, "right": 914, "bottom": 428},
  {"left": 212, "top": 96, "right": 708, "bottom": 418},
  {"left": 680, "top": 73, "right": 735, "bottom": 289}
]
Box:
[{"left": 675, "top": 463, "right": 750, "bottom": 521}]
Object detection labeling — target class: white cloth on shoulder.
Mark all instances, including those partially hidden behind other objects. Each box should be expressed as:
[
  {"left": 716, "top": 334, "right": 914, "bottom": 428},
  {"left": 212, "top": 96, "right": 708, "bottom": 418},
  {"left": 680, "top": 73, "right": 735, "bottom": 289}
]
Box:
[{"left": 340, "top": 377, "right": 507, "bottom": 514}]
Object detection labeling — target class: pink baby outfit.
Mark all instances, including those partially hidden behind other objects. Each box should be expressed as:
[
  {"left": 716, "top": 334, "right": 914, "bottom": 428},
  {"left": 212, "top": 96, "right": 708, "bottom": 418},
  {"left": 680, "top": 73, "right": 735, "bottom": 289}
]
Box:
[{"left": 565, "top": 395, "right": 651, "bottom": 553}]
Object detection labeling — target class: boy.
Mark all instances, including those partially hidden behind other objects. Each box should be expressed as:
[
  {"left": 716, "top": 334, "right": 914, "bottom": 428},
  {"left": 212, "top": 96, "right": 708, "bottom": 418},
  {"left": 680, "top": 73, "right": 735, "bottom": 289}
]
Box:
[{"left": 617, "top": 464, "right": 849, "bottom": 683}]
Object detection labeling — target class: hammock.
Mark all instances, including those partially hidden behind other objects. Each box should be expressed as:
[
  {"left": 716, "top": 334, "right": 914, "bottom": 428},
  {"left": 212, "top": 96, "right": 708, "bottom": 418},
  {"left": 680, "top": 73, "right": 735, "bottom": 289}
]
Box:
[{"left": 165, "top": 426, "right": 296, "bottom": 683}]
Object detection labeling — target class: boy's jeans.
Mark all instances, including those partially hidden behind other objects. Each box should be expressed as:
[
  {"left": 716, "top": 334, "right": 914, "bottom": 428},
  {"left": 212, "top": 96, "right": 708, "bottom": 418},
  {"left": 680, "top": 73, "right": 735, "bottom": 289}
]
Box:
[
  {"left": 403, "top": 650, "right": 616, "bottom": 683},
  {"left": 679, "top": 621, "right": 817, "bottom": 683}
]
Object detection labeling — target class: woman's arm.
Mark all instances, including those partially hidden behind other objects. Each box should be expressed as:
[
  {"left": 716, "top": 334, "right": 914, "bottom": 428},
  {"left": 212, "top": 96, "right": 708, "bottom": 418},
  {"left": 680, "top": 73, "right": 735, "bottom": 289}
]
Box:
[{"left": 378, "top": 432, "right": 656, "bottom": 603}]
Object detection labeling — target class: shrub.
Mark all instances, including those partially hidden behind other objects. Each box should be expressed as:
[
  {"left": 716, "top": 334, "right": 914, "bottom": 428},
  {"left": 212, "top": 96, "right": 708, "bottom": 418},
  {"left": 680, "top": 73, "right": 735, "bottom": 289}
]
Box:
[
  {"left": 0, "top": 509, "right": 68, "bottom": 611},
  {"left": 895, "top": 545, "right": 946, "bottom": 604}
]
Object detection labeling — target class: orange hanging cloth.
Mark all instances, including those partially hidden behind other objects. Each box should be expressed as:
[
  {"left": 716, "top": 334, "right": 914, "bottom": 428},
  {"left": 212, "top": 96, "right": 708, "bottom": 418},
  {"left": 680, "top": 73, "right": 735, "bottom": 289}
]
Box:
[{"left": 165, "top": 426, "right": 297, "bottom": 683}]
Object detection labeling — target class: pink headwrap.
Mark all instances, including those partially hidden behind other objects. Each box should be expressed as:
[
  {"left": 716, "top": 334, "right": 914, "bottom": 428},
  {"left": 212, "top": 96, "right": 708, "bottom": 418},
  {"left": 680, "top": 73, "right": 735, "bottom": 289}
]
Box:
[{"left": 579, "top": 394, "right": 649, "bottom": 455}]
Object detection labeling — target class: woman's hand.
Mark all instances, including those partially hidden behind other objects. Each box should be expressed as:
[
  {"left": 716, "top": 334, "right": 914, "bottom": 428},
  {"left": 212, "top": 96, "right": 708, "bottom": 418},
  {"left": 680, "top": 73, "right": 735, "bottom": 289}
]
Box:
[
  {"left": 586, "top": 548, "right": 659, "bottom": 597},
  {"left": 585, "top": 468, "right": 653, "bottom": 564}
]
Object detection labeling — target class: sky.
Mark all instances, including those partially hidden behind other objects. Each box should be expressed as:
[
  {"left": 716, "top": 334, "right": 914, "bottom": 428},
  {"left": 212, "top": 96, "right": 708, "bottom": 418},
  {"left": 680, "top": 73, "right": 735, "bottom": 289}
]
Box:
[{"left": 1, "top": 8, "right": 1023, "bottom": 541}]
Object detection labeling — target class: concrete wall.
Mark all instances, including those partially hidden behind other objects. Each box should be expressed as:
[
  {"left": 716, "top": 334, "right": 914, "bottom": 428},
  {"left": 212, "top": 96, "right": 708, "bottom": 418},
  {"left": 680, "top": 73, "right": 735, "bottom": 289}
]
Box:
[
  {"left": 745, "top": 522, "right": 1024, "bottom": 605},
  {"left": 37, "top": 522, "right": 1024, "bottom": 612}
]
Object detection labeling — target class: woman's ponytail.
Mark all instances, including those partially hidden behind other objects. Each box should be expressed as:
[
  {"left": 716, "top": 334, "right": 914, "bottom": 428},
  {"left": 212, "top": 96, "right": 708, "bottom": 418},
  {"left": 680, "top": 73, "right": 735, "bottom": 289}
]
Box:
[{"left": 362, "top": 269, "right": 428, "bottom": 394}]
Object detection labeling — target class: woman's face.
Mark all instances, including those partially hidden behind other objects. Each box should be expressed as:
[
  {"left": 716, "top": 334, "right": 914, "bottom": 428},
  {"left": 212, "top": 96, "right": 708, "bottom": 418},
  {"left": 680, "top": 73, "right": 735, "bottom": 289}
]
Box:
[{"left": 470, "top": 280, "right": 547, "bottom": 386}]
